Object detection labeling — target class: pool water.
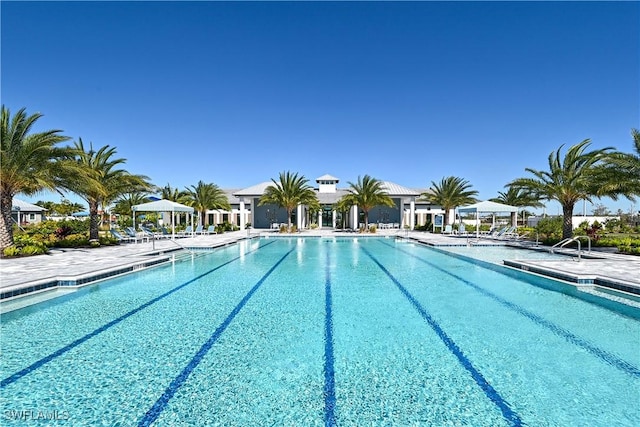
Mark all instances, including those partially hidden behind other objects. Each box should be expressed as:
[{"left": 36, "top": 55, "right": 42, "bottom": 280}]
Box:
[{"left": 1, "top": 238, "right": 638, "bottom": 426}]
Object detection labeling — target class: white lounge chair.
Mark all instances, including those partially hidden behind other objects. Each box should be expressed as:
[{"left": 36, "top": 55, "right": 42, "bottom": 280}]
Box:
[{"left": 442, "top": 224, "right": 453, "bottom": 235}]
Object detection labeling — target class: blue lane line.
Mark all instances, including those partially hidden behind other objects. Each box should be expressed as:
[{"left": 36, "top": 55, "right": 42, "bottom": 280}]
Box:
[
  {"left": 323, "top": 249, "right": 337, "bottom": 427},
  {"left": 0, "top": 241, "right": 276, "bottom": 389},
  {"left": 362, "top": 247, "right": 523, "bottom": 427},
  {"left": 381, "top": 241, "right": 640, "bottom": 379},
  {"left": 138, "top": 247, "right": 295, "bottom": 427}
]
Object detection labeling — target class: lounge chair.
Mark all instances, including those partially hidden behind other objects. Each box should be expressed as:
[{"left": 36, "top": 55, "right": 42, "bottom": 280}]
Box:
[
  {"left": 194, "top": 225, "right": 204, "bottom": 235},
  {"left": 141, "top": 226, "right": 168, "bottom": 240},
  {"left": 177, "top": 225, "right": 193, "bottom": 237},
  {"left": 110, "top": 229, "right": 136, "bottom": 243},
  {"left": 125, "top": 227, "right": 149, "bottom": 242},
  {"left": 442, "top": 224, "right": 453, "bottom": 235},
  {"left": 455, "top": 223, "right": 468, "bottom": 236},
  {"left": 483, "top": 226, "right": 508, "bottom": 239},
  {"left": 206, "top": 225, "right": 217, "bottom": 234}
]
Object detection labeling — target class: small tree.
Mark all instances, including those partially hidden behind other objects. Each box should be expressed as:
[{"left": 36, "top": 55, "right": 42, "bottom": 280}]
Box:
[
  {"left": 421, "top": 176, "right": 478, "bottom": 225},
  {"left": 340, "top": 175, "right": 394, "bottom": 230},
  {"left": 259, "top": 171, "right": 318, "bottom": 232}
]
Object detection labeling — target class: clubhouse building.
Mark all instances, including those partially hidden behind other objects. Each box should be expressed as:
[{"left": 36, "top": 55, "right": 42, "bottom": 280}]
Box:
[{"left": 204, "top": 174, "right": 447, "bottom": 231}]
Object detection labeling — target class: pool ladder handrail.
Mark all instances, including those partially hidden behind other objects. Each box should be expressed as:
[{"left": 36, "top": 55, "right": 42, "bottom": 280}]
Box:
[{"left": 550, "top": 236, "right": 591, "bottom": 261}]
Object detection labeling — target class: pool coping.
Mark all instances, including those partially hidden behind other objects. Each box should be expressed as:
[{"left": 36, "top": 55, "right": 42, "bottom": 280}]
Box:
[
  {"left": 0, "top": 237, "right": 248, "bottom": 305},
  {"left": 407, "top": 236, "right": 640, "bottom": 301}
]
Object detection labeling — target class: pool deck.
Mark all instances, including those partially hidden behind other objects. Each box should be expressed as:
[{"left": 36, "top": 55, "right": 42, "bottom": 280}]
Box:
[{"left": 1, "top": 229, "right": 639, "bottom": 304}]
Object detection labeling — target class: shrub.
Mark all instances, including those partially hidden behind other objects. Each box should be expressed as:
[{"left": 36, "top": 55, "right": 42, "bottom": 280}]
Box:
[
  {"left": 369, "top": 225, "right": 377, "bottom": 233},
  {"left": 55, "top": 225, "right": 73, "bottom": 239},
  {"left": 3, "top": 246, "right": 21, "bottom": 257},
  {"left": 20, "top": 245, "right": 47, "bottom": 256},
  {"left": 535, "top": 217, "right": 563, "bottom": 242},
  {"left": 55, "top": 234, "right": 90, "bottom": 248}
]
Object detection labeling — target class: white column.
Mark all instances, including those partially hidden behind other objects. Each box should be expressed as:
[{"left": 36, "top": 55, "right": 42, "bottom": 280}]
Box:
[
  {"left": 399, "top": 199, "right": 405, "bottom": 228},
  {"left": 410, "top": 199, "right": 415, "bottom": 230},
  {"left": 297, "top": 204, "right": 303, "bottom": 230},
  {"left": 318, "top": 211, "right": 322, "bottom": 228},
  {"left": 332, "top": 210, "right": 337, "bottom": 228},
  {"left": 352, "top": 205, "right": 359, "bottom": 229},
  {"left": 239, "top": 201, "right": 245, "bottom": 231}
]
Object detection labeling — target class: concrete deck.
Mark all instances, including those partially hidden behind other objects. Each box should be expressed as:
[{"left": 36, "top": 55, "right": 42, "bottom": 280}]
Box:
[{"left": 1, "top": 229, "right": 638, "bottom": 309}]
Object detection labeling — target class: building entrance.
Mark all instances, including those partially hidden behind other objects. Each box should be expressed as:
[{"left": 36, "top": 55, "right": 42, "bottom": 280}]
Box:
[{"left": 322, "top": 207, "right": 333, "bottom": 227}]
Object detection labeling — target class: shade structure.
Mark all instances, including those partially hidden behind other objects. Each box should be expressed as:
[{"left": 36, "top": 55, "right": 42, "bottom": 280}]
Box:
[
  {"left": 458, "top": 200, "right": 519, "bottom": 237},
  {"left": 131, "top": 199, "right": 194, "bottom": 238}
]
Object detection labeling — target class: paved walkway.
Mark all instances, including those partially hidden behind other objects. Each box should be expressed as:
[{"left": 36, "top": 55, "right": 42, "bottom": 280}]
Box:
[{"left": 1, "top": 229, "right": 638, "bottom": 303}]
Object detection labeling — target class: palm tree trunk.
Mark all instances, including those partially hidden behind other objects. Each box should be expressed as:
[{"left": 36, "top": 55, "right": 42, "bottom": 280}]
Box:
[
  {"left": 89, "top": 200, "right": 100, "bottom": 241},
  {"left": 287, "top": 208, "right": 292, "bottom": 232},
  {"left": 562, "top": 203, "right": 574, "bottom": 240},
  {"left": 0, "top": 192, "right": 15, "bottom": 252},
  {"left": 364, "top": 209, "right": 369, "bottom": 230}
]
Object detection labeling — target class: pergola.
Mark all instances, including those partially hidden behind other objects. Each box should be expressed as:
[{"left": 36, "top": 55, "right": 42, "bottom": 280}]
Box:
[
  {"left": 131, "top": 199, "right": 194, "bottom": 238},
  {"left": 458, "top": 200, "right": 518, "bottom": 237}
]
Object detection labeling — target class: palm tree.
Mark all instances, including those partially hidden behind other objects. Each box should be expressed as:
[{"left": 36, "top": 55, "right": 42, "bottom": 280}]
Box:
[
  {"left": 69, "top": 139, "right": 153, "bottom": 241},
  {"left": 161, "top": 183, "right": 188, "bottom": 203},
  {"left": 340, "top": 175, "right": 394, "bottom": 230},
  {"left": 56, "top": 199, "right": 86, "bottom": 217},
  {"left": 259, "top": 171, "right": 318, "bottom": 231},
  {"left": 184, "top": 181, "right": 230, "bottom": 226},
  {"left": 421, "top": 176, "right": 478, "bottom": 225},
  {"left": 334, "top": 196, "right": 355, "bottom": 230},
  {"left": 0, "top": 106, "right": 75, "bottom": 251},
  {"left": 490, "top": 187, "right": 544, "bottom": 226},
  {"left": 509, "top": 139, "right": 615, "bottom": 240},
  {"left": 112, "top": 192, "right": 151, "bottom": 221},
  {"left": 592, "top": 128, "right": 640, "bottom": 200},
  {"left": 160, "top": 183, "right": 189, "bottom": 225}
]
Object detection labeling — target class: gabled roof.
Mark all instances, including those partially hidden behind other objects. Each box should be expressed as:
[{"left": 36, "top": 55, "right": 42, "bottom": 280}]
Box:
[
  {"left": 380, "top": 181, "right": 421, "bottom": 196},
  {"left": 316, "top": 174, "right": 339, "bottom": 182},
  {"left": 223, "top": 189, "right": 242, "bottom": 204},
  {"left": 233, "top": 182, "right": 273, "bottom": 196},
  {"left": 317, "top": 189, "right": 349, "bottom": 204},
  {"left": 12, "top": 199, "right": 47, "bottom": 212}
]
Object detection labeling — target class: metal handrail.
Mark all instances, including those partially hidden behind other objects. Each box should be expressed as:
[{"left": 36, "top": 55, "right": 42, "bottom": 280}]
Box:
[{"left": 550, "top": 235, "right": 591, "bottom": 261}]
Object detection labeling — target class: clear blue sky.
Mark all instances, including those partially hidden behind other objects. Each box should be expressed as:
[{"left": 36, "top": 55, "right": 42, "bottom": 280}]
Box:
[{"left": 2, "top": 1, "right": 639, "bottom": 215}]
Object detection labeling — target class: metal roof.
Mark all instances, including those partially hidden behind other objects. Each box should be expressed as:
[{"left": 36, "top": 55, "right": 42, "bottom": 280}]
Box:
[
  {"left": 233, "top": 182, "right": 274, "bottom": 196},
  {"left": 380, "top": 181, "right": 421, "bottom": 196},
  {"left": 316, "top": 174, "right": 340, "bottom": 182},
  {"left": 11, "top": 199, "right": 47, "bottom": 212}
]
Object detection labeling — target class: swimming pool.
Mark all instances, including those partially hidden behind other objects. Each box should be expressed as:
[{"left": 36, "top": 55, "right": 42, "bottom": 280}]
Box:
[{"left": 1, "top": 237, "right": 638, "bottom": 426}]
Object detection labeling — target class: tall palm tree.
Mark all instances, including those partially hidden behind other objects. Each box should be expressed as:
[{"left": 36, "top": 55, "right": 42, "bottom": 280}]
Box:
[
  {"left": 340, "top": 175, "right": 394, "bottom": 230},
  {"left": 69, "top": 139, "right": 153, "bottom": 240},
  {"left": 490, "top": 187, "right": 544, "bottom": 226},
  {"left": 0, "top": 106, "right": 75, "bottom": 251},
  {"left": 509, "top": 139, "right": 614, "bottom": 240},
  {"left": 259, "top": 171, "right": 318, "bottom": 231},
  {"left": 421, "top": 176, "right": 478, "bottom": 225},
  {"left": 184, "top": 181, "right": 230, "bottom": 226},
  {"left": 592, "top": 128, "right": 640, "bottom": 199}
]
